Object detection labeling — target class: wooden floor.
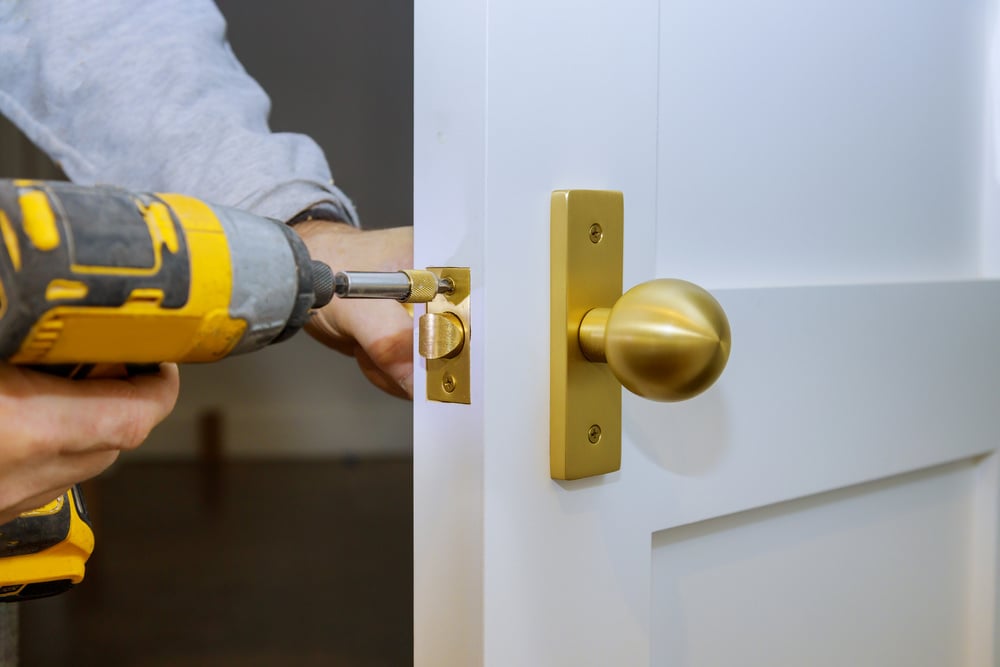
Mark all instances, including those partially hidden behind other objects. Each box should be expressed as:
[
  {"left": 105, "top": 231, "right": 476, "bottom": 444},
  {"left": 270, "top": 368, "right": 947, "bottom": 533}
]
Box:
[{"left": 19, "top": 459, "right": 413, "bottom": 666}]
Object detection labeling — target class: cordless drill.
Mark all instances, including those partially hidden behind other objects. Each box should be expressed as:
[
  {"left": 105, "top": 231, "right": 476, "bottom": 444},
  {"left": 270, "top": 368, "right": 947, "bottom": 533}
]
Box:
[{"left": 0, "top": 178, "right": 336, "bottom": 601}]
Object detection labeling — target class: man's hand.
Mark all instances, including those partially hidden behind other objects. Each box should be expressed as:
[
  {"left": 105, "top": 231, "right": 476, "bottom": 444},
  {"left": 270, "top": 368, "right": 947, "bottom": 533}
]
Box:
[
  {"left": 0, "top": 363, "right": 180, "bottom": 525},
  {"left": 293, "top": 221, "right": 415, "bottom": 399}
]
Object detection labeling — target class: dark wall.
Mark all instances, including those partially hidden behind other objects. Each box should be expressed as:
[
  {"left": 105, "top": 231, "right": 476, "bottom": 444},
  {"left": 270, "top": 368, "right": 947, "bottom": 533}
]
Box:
[
  {"left": 216, "top": 0, "right": 413, "bottom": 230},
  {"left": 0, "top": 117, "right": 64, "bottom": 179}
]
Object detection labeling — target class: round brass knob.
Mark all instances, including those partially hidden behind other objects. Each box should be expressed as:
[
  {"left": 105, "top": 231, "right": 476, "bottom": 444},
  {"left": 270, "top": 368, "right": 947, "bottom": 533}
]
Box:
[{"left": 577, "top": 279, "right": 731, "bottom": 402}]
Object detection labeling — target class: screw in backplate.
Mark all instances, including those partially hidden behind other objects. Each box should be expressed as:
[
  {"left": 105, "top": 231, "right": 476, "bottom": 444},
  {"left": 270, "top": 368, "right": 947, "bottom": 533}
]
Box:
[
  {"left": 442, "top": 373, "right": 457, "bottom": 393},
  {"left": 589, "top": 223, "right": 604, "bottom": 244},
  {"left": 587, "top": 424, "right": 602, "bottom": 444}
]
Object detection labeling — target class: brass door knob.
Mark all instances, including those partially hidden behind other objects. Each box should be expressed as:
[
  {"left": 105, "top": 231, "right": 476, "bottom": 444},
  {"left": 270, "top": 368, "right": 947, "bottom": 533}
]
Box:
[
  {"left": 550, "top": 189, "right": 733, "bottom": 479},
  {"left": 576, "top": 279, "right": 730, "bottom": 402}
]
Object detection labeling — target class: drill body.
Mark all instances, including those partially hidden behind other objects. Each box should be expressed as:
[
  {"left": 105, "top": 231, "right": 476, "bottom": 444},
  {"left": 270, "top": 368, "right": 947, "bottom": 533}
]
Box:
[
  {"left": 0, "top": 179, "right": 333, "bottom": 601},
  {"left": 0, "top": 179, "right": 330, "bottom": 365}
]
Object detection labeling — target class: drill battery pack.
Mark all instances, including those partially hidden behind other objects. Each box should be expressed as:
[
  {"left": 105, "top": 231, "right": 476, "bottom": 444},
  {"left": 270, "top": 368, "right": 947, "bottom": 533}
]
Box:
[{"left": 0, "top": 486, "right": 94, "bottom": 602}]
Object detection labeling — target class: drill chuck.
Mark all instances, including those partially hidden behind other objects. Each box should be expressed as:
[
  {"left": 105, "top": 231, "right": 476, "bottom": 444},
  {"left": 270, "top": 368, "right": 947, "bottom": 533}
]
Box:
[
  {"left": 333, "top": 269, "right": 452, "bottom": 303},
  {"left": 310, "top": 260, "right": 335, "bottom": 308}
]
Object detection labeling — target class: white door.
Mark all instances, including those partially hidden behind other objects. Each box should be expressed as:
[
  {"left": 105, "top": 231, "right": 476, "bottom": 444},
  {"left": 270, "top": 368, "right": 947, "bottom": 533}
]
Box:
[{"left": 413, "top": 1, "right": 1000, "bottom": 665}]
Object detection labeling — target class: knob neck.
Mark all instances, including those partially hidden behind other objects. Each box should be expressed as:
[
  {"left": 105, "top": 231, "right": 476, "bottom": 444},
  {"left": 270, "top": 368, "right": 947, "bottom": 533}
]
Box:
[{"left": 578, "top": 308, "right": 611, "bottom": 363}]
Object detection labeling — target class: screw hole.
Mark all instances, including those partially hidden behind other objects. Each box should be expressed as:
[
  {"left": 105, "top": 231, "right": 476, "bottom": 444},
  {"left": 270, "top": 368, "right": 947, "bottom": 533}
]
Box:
[{"left": 588, "top": 224, "right": 604, "bottom": 244}]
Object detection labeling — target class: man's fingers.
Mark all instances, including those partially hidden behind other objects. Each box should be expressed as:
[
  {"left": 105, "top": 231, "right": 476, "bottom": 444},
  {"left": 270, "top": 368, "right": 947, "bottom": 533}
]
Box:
[
  {"left": 0, "top": 449, "right": 120, "bottom": 524},
  {"left": 355, "top": 349, "right": 411, "bottom": 399},
  {"left": 345, "top": 302, "right": 414, "bottom": 399},
  {"left": 307, "top": 295, "right": 415, "bottom": 399},
  {"left": 19, "top": 363, "right": 180, "bottom": 453},
  {"left": 0, "top": 363, "right": 177, "bottom": 522},
  {"left": 292, "top": 223, "right": 416, "bottom": 398},
  {"left": 77, "top": 363, "right": 180, "bottom": 451}
]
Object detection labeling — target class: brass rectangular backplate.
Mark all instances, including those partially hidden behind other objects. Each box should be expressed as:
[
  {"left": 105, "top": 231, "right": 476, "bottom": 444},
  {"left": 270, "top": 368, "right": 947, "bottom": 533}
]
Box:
[
  {"left": 550, "top": 191, "right": 623, "bottom": 480},
  {"left": 425, "top": 267, "right": 471, "bottom": 403}
]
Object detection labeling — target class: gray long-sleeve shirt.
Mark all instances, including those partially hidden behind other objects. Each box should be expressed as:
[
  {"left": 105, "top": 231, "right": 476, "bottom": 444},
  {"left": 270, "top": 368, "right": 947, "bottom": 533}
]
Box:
[{"left": 0, "top": 0, "right": 358, "bottom": 225}]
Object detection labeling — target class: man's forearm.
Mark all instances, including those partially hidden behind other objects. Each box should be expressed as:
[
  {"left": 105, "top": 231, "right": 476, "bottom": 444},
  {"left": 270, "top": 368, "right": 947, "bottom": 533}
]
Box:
[{"left": 0, "top": 0, "right": 357, "bottom": 224}]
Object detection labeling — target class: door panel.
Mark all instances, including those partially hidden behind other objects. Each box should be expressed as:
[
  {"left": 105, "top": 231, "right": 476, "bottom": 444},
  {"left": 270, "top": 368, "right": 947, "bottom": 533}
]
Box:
[
  {"left": 414, "top": 0, "right": 1000, "bottom": 664},
  {"left": 652, "top": 458, "right": 985, "bottom": 667},
  {"left": 657, "top": 0, "right": 989, "bottom": 289},
  {"left": 624, "top": 282, "right": 1000, "bottom": 527}
]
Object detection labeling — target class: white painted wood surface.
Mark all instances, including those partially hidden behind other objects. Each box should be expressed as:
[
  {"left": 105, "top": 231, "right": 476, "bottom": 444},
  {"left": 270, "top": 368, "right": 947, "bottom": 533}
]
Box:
[{"left": 414, "top": 0, "right": 1000, "bottom": 664}]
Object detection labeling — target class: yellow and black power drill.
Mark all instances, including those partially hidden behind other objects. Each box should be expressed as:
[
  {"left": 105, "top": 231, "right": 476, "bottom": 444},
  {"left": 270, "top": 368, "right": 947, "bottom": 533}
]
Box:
[{"left": 0, "top": 178, "right": 336, "bottom": 602}]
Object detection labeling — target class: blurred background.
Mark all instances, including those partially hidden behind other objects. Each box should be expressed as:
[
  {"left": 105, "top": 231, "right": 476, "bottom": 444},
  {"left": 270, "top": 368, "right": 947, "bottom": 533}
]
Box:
[{"left": 0, "top": 0, "right": 414, "bottom": 664}]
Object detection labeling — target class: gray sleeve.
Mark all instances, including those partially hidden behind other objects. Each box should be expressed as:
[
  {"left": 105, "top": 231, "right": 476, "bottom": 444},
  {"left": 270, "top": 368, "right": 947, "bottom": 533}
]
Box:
[{"left": 0, "top": 0, "right": 359, "bottom": 225}]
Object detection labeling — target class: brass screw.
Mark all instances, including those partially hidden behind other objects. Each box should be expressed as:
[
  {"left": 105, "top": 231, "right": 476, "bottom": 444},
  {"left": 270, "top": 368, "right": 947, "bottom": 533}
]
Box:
[
  {"left": 442, "top": 373, "right": 456, "bottom": 393},
  {"left": 588, "top": 424, "right": 602, "bottom": 444},
  {"left": 589, "top": 223, "right": 604, "bottom": 244}
]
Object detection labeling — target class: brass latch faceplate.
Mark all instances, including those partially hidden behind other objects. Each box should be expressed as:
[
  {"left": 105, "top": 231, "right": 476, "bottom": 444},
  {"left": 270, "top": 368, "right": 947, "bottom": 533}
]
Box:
[{"left": 421, "top": 267, "right": 470, "bottom": 404}]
